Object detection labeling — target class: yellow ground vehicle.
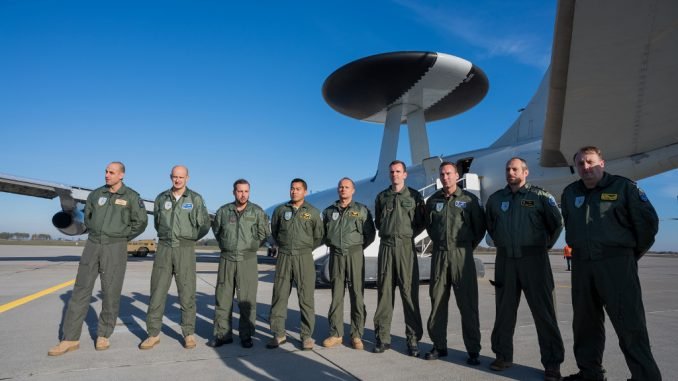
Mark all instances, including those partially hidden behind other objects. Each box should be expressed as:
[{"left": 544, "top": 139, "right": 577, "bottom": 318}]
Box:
[{"left": 127, "top": 239, "right": 157, "bottom": 257}]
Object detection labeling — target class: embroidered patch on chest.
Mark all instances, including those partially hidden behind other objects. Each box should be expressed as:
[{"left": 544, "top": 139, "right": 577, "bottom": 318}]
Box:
[{"left": 601, "top": 193, "right": 617, "bottom": 201}]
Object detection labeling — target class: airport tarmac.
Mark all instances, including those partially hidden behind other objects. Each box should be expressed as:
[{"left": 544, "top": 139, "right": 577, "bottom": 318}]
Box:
[{"left": 0, "top": 245, "right": 676, "bottom": 381}]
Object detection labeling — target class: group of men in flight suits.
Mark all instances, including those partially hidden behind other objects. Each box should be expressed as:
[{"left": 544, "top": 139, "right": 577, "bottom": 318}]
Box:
[{"left": 47, "top": 145, "right": 662, "bottom": 381}]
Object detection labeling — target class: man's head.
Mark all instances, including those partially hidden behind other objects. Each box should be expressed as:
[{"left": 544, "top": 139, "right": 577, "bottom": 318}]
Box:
[
  {"left": 105, "top": 162, "right": 125, "bottom": 189},
  {"left": 170, "top": 165, "right": 189, "bottom": 191},
  {"left": 439, "top": 161, "right": 459, "bottom": 192},
  {"left": 233, "top": 178, "right": 250, "bottom": 206},
  {"left": 574, "top": 146, "right": 605, "bottom": 188},
  {"left": 290, "top": 178, "right": 308, "bottom": 204},
  {"left": 337, "top": 177, "right": 355, "bottom": 203},
  {"left": 389, "top": 160, "right": 407, "bottom": 188},
  {"left": 505, "top": 157, "right": 529, "bottom": 189}
]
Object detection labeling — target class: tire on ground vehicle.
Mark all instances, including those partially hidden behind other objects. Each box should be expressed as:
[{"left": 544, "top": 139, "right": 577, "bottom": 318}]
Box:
[{"left": 134, "top": 247, "right": 149, "bottom": 257}]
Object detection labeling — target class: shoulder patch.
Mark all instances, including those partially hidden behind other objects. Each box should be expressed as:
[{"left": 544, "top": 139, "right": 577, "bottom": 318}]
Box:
[{"left": 638, "top": 188, "right": 649, "bottom": 202}]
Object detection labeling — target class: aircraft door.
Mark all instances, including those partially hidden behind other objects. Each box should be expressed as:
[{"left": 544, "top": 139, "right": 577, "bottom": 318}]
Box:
[{"left": 422, "top": 156, "right": 443, "bottom": 196}]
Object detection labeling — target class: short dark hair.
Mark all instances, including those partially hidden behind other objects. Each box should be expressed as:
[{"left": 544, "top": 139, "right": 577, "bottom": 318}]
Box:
[
  {"left": 232, "top": 178, "right": 250, "bottom": 191},
  {"left": 439, "top": 161, "right": 457, "bottom": 172},
  {"left": 389, "top": 160, "right": 407, "bottom": 172},
  {"left": 506, "top": 157, "right": 528, "bottom": 170},
  {"left": 291, "top": 178, "right": 308, "bottom": 190},
  {"left": 337, "top": 177, "right": 355, "bottom": 187},
  {"left": 574, "top": 146, "right": 603, "bottom": 162},
  {"left": 110, "top": 161, "right": 126, "bottom": 173}
]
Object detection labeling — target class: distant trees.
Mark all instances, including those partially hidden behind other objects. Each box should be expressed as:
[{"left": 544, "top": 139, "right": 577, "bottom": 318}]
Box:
[{"left": 0, "top": 232, "right": 51, "bottom": 240}]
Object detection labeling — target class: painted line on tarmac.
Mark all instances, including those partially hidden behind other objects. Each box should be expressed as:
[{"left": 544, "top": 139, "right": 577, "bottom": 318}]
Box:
[{"left": 0, "top": 279, "right": 75, "bottom": 314}]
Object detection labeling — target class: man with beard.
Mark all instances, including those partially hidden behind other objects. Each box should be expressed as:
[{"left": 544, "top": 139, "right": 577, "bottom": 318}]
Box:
[
  {"left": 485, "top": 157, "right": 564, "bottom": 381},
  {"left": 208, "top": 179, "right": 269, "bottom": 349}
]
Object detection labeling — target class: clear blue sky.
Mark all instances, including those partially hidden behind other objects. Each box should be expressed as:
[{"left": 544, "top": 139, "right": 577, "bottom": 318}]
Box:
[{"left": 1, "top": 0, "right": 676, "bottom": 250}]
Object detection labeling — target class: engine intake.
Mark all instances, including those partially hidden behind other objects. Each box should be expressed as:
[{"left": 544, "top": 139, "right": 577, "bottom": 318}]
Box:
[{"left": 52, "top": 210, "right": 87, "bottom": 236}]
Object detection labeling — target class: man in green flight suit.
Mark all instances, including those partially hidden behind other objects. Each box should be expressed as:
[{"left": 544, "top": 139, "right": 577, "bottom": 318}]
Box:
[
  {"left": 562, "top": 146, "right": 662, "bottom": 381},
  {"left": 139, "top": 165, "right": 210, "bottom": 350},
  {"left": 485, "top": 157, "right": 564, "bottom": 381},
  {"left": 267, "top": 178, "right": 324, "bottom": 350},
  {"left": 208, "top": 178, "right": 270, "bottom": 349},
  {"left": 424, "top": 162, "right": 485, "bottom": 364},
  {"left": 48, "top": 162, "right": 148, "bottom": 356},
  {"left": 321, "top": 177, "right": 376, "bottom": 350},
  {"left": 373, "top": 160, "right": 425, "bottom": 356}
]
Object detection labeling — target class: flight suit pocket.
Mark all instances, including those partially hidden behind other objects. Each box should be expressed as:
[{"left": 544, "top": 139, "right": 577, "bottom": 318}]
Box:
[
  {"left": 354, "top": 219, "right": 363, "bottom": 234},
  {"left": 527, "top": 211, "right": 543, "bottom": 230},
  {"left": 217, "top": 258, "right": 227, "bottom": 285},
  {"left": 250, "top": 225, "right": 261, "bottom": 251},
  {"left": 598, "top": 201, "right": 613, "bottom": 216},
  {"left": 612, "top": 203, "right": 632, "bottom": 229},
  {"left": 379, "top": 207, "right": 392, "bottom": 231}
]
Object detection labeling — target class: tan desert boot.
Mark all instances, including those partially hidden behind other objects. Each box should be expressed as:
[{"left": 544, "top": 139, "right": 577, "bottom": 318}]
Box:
[
  {"left": 322, "top": 336, "right": 343, "bottom": 348},
  {"left": 48, "top": 340, "right": 80, "bottom": 356},
  {"left": 95, "top": 336, "right": 110, "bottom": 351},
  {"left": 184, "top": 334, "right": 197, "bottom": 349},
  {"left": 139, "top": 335, "right": 160, "bottom": 350},
  {"left": 302, "top": 338, "right": 314, "bottom": 351}
]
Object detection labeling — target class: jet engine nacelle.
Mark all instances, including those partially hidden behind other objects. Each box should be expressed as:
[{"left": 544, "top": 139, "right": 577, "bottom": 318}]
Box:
[{"left": 52, "top": 209, "right": 87, "bottom": 236}]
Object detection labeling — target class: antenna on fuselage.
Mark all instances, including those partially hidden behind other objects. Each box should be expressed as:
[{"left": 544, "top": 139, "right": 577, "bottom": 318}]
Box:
[{"left": 322, "top": 51, "right": 489, "bottom": 181}]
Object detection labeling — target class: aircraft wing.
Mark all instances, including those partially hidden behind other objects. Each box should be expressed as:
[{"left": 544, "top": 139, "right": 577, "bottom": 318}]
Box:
[
  {"left": 0, "top": 173, "right": 154, "bottom": 213},
  {"left": 541, "top": 0, "right": 678, "bottom": 166}
]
